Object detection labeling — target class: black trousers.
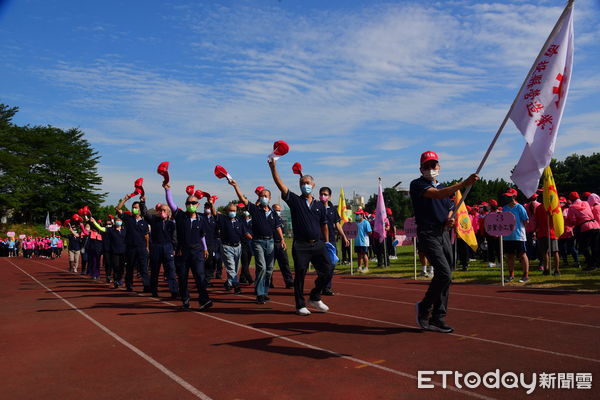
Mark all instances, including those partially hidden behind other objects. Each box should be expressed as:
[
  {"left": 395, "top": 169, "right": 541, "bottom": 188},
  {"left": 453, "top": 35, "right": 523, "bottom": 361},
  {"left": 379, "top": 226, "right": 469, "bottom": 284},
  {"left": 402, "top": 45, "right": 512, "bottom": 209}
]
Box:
[
  {"left": 457, "top": 238, "right": 470, "bottom": 269},
  {"left": 126, "top": 246, "right": 149, "bottom": 290},
  {"left": 577, "top": 229, "right": 600, "bottom": 269},
  {"left": 240, "top": 242, "right": 253, "bottom": 282},
  {"left": 150, "top": 244, "right": 179, "bottom": 295},
  {"left": 175, "top": 249, "right": 210, "bottom": 305},
  {"left": 485, "top": 233, "right": 500, "bottom": 263},
  {"left": 341, "top": 240, "right": 351, "bottom": 263},
  {"left": 273, "top": 240, "right": 293, "bottom": 285},
  {"left": 103, "top": 252, "right": 112, "bottom": 280},
  {"left": 111, "top": 253, "right": 126, "bottom": 284},
  {"left": 204, "top": 248, "right": 222, "bottom": 281},
  {"left": 291, "top": 240, "right": 331, "bottom": 309},
  {"left": 418, "top": 229, "right": 453, "bottom": 322}
]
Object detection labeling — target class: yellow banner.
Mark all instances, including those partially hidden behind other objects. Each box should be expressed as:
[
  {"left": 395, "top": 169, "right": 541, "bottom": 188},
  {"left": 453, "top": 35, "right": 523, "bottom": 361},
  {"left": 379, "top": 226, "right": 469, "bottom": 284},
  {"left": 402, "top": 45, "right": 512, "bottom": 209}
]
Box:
[
  {"left": 338, "top": 187, "right": 348, "bottom": 225},
  {"left": 455, "top": 190, "right": 478, "bottom": 251},
  {"left": 542, "top": 166, "right": 565, "bottom": 238}
]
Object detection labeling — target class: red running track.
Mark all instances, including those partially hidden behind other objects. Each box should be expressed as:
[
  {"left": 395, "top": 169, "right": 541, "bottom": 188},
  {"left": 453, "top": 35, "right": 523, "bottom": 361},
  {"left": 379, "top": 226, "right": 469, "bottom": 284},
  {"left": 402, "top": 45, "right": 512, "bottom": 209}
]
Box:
[{"left": 1, "top": 256, "right": 599, "bottom": 400}]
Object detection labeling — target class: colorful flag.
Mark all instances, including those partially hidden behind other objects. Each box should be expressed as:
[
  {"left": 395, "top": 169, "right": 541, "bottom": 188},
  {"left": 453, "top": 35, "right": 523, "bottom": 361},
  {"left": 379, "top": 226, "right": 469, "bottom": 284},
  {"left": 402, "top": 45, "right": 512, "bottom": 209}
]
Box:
[
  {"left": 510, "top": 4, "right": 574, "bottom": 198},
  {"left": 542, "top": 166, "right": 564, "bottom": 238},
  {"left": 337, "top": 187, "right": 348, "bottom": 225},
  {"left": 374, "top": 181, "right": 387, "bottom": 243},
  {"left": 455, "top": 190, "right": 478, "bottom": 251}
]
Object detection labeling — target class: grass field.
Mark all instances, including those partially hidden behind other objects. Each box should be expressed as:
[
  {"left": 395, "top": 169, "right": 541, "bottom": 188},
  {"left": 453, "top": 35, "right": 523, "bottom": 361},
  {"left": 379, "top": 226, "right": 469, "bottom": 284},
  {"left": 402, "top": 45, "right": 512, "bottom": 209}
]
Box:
[{"left": 282, "top": 240, "right": 600, "bottom": 292}]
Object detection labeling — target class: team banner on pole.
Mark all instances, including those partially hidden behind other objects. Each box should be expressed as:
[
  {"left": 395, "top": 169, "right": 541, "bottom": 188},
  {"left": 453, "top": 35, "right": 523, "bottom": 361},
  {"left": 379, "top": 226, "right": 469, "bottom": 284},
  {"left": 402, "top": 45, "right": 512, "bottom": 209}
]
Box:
[
  {"left": 374, "top": 180, "right": 387, "bottom": 243},
  {"left": 338, "top": 187, "right": 348, "bottom": 225},
  {"left": 455, "top": 190, "right": 478, "bottom": 251},
  {"left": 542, "top": 165, "right": 565, "bottom": 238},
  {"left": 511, "top": 5, "right": 574, "bottom": 198}
]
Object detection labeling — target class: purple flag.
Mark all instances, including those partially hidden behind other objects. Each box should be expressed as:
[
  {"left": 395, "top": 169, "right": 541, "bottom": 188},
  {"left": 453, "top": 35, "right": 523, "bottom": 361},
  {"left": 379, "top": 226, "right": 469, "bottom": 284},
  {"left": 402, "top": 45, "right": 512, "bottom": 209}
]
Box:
[{"left": 374, "top": 180, "right": 387, "bottom": 243}]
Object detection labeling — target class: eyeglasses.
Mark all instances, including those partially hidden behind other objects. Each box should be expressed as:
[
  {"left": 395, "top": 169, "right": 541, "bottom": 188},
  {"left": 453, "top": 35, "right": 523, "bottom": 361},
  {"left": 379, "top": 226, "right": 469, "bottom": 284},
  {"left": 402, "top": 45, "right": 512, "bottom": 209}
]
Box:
[{"left": 185, "top": 201, "right": 199, "bottom": 205}]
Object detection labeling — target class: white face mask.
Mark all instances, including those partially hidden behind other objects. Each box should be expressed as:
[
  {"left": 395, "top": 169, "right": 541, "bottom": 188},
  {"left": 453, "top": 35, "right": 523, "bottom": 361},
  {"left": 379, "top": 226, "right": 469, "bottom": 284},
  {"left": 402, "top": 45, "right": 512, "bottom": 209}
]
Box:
[{"left": 422, "top": 169, "right": 439, "bottom": 181}]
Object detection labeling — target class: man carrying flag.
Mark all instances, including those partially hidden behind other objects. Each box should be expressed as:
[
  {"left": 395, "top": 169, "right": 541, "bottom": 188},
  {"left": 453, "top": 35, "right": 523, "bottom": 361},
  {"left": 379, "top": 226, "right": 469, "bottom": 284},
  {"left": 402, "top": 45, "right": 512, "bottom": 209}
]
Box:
[{"left": 412, "top": 151, "right": 479, "bottom": 333}]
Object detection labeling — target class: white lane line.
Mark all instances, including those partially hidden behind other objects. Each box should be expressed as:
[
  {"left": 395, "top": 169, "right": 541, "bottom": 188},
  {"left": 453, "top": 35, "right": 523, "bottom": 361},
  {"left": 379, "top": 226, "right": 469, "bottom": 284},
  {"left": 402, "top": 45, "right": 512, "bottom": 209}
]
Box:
[
  {"left": 8, "top": 259, "right": 213, "bottom": 400},
  {"left": 22, "top": 259, "right": 495, "bottom": 400},
  {"left": 27, "top": 259, "right": 600, "bottom": 364},
  {"left": 335, "top": 279, "right": 600, "bottom": 308},
  {"left": 335, "top": 293, "right": 600, "bottom": 329}
]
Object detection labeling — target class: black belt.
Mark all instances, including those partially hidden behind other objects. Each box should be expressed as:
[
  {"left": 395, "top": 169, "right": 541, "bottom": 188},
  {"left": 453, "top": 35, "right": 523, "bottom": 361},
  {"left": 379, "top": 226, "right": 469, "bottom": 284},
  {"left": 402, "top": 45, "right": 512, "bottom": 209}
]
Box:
[
  {"left": 222, "top": 242, "right": 240, "bottom": 247},
  {"left": 255, "top": 235, "right": 273, "bottom": 240},
  {"left": 295, "top": 239, "right": 318, "bottom": 244}
]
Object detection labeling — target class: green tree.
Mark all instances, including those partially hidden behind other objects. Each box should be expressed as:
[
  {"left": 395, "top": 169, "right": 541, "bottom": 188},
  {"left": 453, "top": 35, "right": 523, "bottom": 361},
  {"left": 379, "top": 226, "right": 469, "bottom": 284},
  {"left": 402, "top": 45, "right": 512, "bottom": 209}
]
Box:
[
  {"left": 550, "top": 153, "right": 600, "bottom": 195},
  {"left": 364, "top": 187, "right": 413, "bottom": 225},
  {"left": 0, "top": 104, "right": 106, "bottom": 223}
]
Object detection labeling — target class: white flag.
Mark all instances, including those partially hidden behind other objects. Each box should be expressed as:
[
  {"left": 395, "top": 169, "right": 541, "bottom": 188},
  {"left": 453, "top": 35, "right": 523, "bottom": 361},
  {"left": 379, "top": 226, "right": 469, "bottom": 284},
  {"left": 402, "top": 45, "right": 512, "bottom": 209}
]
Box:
[
  {"left": 510, "top": 6, "right": 574, "bottom": 198},
  {"left": 45, "top": 211, "right": 50, "bottom": 230}
]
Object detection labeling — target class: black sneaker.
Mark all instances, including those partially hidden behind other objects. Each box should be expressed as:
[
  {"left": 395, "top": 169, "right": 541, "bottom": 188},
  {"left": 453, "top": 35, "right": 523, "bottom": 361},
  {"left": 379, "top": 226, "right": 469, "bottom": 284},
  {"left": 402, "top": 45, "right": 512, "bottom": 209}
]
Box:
[
  {"left": 553, "top": 271, "right": 561, "bottom": 276},
  {"left": 322, "top": 289, "right": 335, "bottom": 296},
  {"left": 198, "top": 300, "right": 213, "bottom": 311},
  {"left": 224, "top": 282, "right": 232, "bottom": 291},
  {"left": 285, "top": 282, "right": 294, "bottom": 289},
  {"left": 428, "top": 320, "right": 454, "bottom": 333},
  {"left": 256, "top": 295, "right": 266, "bottom": 304},
  {"left": 234, "top": 286, "right": 242, "bottom": 295},
  {"left": 182, "top": 300, "right": 190, "bottom": 310},
  {"left": 416, "top": 302, "right": 429, "bottom": 330},
  {"left": 264, "top": 295, "right": 271, "bottom": 302}
]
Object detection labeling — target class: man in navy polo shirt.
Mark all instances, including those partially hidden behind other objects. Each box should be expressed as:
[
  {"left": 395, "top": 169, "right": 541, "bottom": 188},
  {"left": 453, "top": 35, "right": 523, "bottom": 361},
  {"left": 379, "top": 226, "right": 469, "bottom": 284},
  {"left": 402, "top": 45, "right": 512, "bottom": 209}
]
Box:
[
  {"left": 269, "top": 159, "right": 331, "bottom": 316},
  {"left": 216, "top": 202, "right": 251, "bottom": 294},
  {"left": 319, "top": 186, "right": 349, "bottom": 295},
  {"left": 163, "top": 182, "right": 213, "bottom": 311},
  {"left": 227, "top": 180, "right": 283, "bottom": 304},
  {"left": 140, "top": 199, "right": 179, "bottom": 299},
  {"left": 411, "top": 151, "right": 479, "bottom": 333},
  {"left": 116, "top": 194, "right": 151, "bottom": 293}
]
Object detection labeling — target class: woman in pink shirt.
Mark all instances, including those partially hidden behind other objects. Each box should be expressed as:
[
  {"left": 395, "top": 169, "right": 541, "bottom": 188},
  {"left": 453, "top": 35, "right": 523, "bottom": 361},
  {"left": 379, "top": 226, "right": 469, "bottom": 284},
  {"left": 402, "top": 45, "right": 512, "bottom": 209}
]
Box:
[{"left": 566, "top": 192, "right": 600, "bottom": 271}]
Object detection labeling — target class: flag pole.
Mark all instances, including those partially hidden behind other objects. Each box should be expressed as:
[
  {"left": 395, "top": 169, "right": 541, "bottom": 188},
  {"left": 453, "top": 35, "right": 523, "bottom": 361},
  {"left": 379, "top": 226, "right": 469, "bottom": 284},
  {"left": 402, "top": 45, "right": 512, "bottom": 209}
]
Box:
[
  {"left": 451, "top": 0, "right": 576, "bottom": 219},
  {"left": 379, "top": 177, "right": 388, "bottom": 268}
]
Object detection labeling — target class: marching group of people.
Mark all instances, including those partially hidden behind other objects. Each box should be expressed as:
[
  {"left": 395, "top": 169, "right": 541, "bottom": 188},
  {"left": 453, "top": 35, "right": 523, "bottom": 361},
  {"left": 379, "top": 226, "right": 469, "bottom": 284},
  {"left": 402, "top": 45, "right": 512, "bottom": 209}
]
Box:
[
  {"left": 38, "top": 158, "right": 355, "bottom": 317},
  {"left": 0, "top": 235, "right": 63, "bottom": 259},
  {"left": 3, "top": 150, "right": 598, "bottom": 333}
]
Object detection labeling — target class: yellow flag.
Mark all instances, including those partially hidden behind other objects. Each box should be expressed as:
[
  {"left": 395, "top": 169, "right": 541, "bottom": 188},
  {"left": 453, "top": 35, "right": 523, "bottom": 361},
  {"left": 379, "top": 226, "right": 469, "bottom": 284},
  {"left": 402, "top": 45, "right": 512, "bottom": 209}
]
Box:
[
  {"left": 542, "top": 166, "right": 564, "bottom": 238},
  {"left": 455, "top": 190, "right": 478, "bottom": 251},
  {"left": 338, "top": 187, "right": 348, "bottom": 225}
]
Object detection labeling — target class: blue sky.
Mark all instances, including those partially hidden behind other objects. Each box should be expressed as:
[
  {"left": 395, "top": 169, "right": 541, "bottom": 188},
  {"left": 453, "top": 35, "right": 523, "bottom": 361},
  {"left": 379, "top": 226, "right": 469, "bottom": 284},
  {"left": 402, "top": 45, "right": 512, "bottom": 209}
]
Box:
[{"left": 1, "top": 0, "right": 599, "bottom": 207}]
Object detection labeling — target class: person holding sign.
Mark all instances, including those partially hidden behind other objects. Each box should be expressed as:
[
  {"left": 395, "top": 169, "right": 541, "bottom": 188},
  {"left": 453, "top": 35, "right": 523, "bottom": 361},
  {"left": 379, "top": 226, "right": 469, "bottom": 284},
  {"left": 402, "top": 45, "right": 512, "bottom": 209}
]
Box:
[
  {"left": 502, "top": 188, "right": 530, "bottom": 283},
  {"left": 411, "top": 151, "right": 479, "bottom": 333}
]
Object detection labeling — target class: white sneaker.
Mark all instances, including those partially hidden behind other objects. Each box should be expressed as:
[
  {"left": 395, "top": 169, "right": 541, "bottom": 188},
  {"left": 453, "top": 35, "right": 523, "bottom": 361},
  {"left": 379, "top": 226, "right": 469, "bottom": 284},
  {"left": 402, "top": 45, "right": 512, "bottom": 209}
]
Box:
[
  {"left": 362, "top": 267, "right": 369, "bottom": 273},
  {"left": 296, "top": 307, "right": 311, "bottom": 316},
  {"left": 307, "top": 299, "right": 329, "bottom": 312},
  {"left": 488, "top": 263, "right": 496, "bottom": 268}
]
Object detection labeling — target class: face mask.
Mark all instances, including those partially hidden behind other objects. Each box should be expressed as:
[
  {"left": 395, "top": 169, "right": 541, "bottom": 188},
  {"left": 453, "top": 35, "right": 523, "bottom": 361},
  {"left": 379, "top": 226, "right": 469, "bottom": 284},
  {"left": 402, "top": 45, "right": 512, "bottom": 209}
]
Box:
[
  {"left": 356, "top": 215, "right": 363, "bottom": 221},
  {"left": 115, "top": 221, "right": 123, "bottom": 227},
  {"left": 422, "top": 169, "right": 439, "bottom": 181},
  {"left": 320, "top": 195, "right": 329, "bottom": 202},
  {"left": 204, "top": 208, "right": 211, "bottom": 215},
  {"left": 301, "top": 184, "right": 312, "bottom": 195},
  {"left": 243, "top": 211, "right": 250, "bottom": 217},
  {"left": 259, "top": 196, "right": 269, "bottom": 206},
  {"left": 186, "top": 205, "right": 197, "bottom": 213},
  {"left": 106, "top": 224, "right": 113, "bottom": 228},
  {"left": 132, "top": 208, "right": 140, "bottom": 215},
  {"left": 228, "top": 211, "right": 236, "bottom": 218},
  {"left": 275, "top": 211, "right": 281, "bottom": 216}
]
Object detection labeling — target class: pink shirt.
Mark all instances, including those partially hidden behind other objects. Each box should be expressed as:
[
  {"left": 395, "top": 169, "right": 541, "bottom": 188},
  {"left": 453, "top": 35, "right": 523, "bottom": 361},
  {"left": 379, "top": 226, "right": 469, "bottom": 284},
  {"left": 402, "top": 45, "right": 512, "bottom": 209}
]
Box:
[{"left": 566, "top": 199, "right": 600, "bottom": 233}]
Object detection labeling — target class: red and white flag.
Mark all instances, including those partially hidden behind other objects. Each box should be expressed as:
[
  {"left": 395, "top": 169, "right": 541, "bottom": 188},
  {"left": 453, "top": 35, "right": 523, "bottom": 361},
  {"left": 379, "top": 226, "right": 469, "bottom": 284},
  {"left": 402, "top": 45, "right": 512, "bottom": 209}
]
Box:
[{"left": 510, "top": 5, "right": 574, "bottom": 198}]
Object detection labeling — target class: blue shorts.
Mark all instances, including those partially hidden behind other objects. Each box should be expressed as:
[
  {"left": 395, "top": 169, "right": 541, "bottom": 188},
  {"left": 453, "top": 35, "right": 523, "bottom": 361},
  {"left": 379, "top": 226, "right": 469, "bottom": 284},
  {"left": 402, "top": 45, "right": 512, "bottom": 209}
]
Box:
[
  {"left": 355, "top": 246, "right": 368, "bottom": 254},
  {"left": 504, "top": 240, "right": 527, "bottom": 256}
]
